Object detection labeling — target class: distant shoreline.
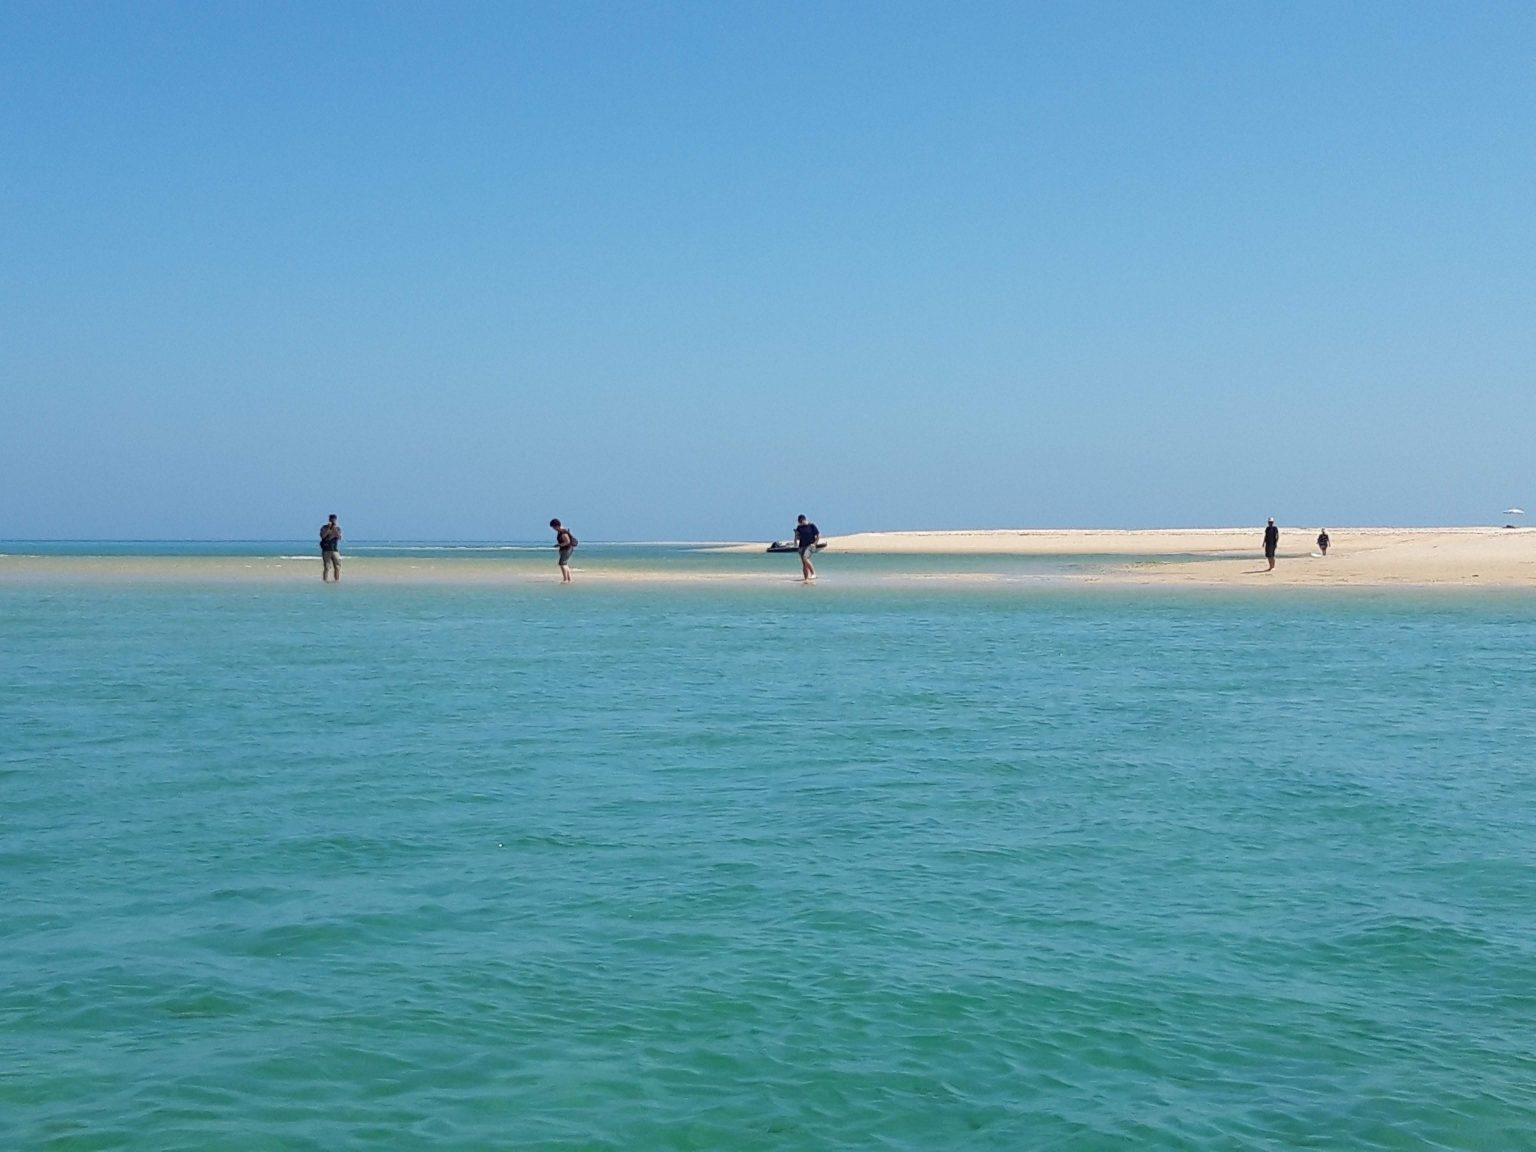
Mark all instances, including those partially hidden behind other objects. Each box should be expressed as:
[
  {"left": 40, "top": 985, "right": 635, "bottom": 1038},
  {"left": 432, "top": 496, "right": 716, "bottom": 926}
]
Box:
[
  {"left": 778, "top": 527, "right": 1536, "bottom": 587},
  {"left": 2, "top": 527, "right": 1533, "bottom": 587}
]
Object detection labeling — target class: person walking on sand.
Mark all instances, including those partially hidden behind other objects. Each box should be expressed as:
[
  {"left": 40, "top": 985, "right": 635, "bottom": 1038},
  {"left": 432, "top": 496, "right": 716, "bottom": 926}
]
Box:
[
  {"left": 1317, "top": 528, "right": 1330, "bottom": 556},
  {"left": 319, "top": 514, "right": 342, "bottom": 582},
  {"left": 1263, "top": 517, "right": 1280, "bottom": 571},
  {"left": 550, "top": 519, "right": 576, "bottom": 582},
  {"left": 794, "top": 514, "right": 820, "bottom": 581}
]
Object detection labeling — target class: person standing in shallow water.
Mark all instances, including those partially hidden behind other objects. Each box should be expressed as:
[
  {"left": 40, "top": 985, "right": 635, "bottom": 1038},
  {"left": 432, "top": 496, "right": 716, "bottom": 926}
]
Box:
[
  {"left": 794, "top": 514, "right": 820, "bottom": 582},
  {"left": 550, "top": 519, "right": 576, "bottom": 583},
  {"left": 1263, "top": 518, "right": 1279, "bottom": 571},
  {"left": 319, "top": 514, "right": 342, "bottom": 582}
]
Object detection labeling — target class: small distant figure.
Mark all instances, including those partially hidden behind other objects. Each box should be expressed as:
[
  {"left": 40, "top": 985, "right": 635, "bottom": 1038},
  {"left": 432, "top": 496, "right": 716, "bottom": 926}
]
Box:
[
  {"left": 1263, "top": 517, "right": 1279, "bottom": 571},
  {"left": 1317, "top": 528, "right": 1330, "bottom": 556},
  {"left": 550, "top": 518, "right": 576, "bottom": 582},
  {"left": 319, "top": 514, "right": 342, "bottom": 582},
  {"left": 794, "top": 514, "right": 820, "bottom": 582}
]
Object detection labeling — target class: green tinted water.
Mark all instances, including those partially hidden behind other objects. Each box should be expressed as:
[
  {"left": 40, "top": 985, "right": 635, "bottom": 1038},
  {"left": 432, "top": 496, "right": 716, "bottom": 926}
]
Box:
[{"left": 5, "top": 577, "right": 1535, "bottom": 1149}]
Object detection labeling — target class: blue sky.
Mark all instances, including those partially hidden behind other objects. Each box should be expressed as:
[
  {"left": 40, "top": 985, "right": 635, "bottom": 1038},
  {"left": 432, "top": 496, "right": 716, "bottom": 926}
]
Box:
[{"left": 3, "top": 1, "right": 1533, "bottom": 540}]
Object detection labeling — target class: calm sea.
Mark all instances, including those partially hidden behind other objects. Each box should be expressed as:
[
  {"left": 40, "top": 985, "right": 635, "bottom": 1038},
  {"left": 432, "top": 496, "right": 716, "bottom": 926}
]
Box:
[{"left": 5, "top": 544, "right": 1535, "bottom": 1150}]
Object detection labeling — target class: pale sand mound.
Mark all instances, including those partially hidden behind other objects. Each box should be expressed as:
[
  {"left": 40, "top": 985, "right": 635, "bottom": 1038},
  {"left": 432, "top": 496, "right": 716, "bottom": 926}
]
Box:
[
  {"left": 816, "top": 527, "right": 1536, "bottom": 586},
  {"left": 6, "top": 529, "right": 1534, "bottom": 588}
]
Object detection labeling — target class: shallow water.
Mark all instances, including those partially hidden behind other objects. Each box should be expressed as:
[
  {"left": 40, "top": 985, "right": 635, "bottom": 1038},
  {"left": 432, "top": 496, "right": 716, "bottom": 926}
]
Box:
[
  {"left": 0, "top": 540, "right": 1117, "bottom": 585},
  {"left": 5, "top": 562, "right": 1536, "bottom": 1150}
]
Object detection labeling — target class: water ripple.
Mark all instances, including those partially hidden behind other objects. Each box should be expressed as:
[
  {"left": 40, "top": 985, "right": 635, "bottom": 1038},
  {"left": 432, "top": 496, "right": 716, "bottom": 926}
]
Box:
[{"left": 5, "top": 585, "right": 1536, "bottom": 1148}]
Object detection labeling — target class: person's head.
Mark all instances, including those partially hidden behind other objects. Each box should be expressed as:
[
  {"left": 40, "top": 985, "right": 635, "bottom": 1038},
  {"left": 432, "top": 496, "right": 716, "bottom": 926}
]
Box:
[
  {"left": 328, "top": 514, "right": 337, "bottom": 524},
  {"left": 549, "top": 518, "right": 562, "bottom": 529},
  {"left": 797, "top": 515, "right": 807, "bottom": 524},
  {"left": 1267, "top": 517, "right": 1275, "bottom": 525}
]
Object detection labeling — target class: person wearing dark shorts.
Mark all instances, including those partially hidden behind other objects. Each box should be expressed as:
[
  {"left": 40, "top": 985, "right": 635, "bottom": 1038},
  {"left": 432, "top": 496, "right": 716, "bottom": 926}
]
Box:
[
  {"left": 319, "top": 514, "right": 342, "bottom": 582},
  {"left": 1263, "top": 518, "right": 1279, "bottom": 571},
  {"left": 550, "top": 518, "right": 576, "bottom": 583},
  {"left": 1317, "top": 529, "right": 1330, "bottom": 556},
  {"left": 794, "top": 514, "right": 820, "bottom": 582}
]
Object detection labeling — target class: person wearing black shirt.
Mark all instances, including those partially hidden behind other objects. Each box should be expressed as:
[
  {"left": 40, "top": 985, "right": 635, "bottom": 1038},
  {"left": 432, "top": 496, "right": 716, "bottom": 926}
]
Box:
[
  {"left": 793, "top": 515, "right": 820, "bottom": 582},
  {"left": 1263, "top": 518, "right": 1279, "bottom": 571},
  {"left": 1316, "top": 529, "right": 1330, "bottom": 556},
  {"left": 319, "top": 514, "right": 342, "bottom": 583},
  {"left": 550, "top": 518, "right": 576, "bottom": 583}
]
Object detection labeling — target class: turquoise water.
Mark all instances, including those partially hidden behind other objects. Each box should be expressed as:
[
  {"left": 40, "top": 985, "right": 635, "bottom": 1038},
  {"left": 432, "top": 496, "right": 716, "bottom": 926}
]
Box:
[{"left": 5, "top": 566, "right": 1536, "bottom": 1149}]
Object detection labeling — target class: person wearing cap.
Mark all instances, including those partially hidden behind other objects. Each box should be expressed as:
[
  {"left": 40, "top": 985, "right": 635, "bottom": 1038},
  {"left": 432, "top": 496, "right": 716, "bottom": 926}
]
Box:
[
  {"left": 1263, "top": 518, "right": 1279, "bottom": 571},
  {"left": 793, "top": 514, "right": 820, "bottom": 582}
]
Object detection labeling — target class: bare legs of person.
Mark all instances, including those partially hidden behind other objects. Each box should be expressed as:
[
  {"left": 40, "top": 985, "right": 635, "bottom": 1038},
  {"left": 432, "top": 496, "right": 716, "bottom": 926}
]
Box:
[{"left": 800, "top": 551, "right": 815, "bottom": 582}]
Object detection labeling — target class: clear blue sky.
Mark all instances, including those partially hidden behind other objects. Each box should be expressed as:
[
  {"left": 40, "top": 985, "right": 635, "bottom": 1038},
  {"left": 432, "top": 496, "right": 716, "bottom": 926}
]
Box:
[{"left": 3, "top": 1, "right": 1533, "bottom": 540}]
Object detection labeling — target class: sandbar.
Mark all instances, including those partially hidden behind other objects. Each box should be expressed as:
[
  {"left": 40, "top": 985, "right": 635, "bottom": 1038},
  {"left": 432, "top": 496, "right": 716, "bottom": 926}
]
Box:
[
  {"left": 4, "top": 528, "right": 1534, "bottom": 588},
  {"left": 804, "top": 527, "right": 1536, "bottom": 587}
]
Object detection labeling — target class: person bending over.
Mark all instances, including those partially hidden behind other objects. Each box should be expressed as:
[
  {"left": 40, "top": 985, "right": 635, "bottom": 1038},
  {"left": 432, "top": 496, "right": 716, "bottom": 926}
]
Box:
[{"left": 550, "top": 519, "right": 576, "bottom": 583}]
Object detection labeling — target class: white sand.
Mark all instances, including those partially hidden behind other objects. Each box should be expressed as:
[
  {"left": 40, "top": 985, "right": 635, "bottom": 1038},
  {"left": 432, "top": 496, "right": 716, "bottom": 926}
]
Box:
[
  {"left": 811, "top": 527, "right": 1536, "bottom": 586},
  {"left": 5, "top": 528, "right": 1534, "bottom": 588}
]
